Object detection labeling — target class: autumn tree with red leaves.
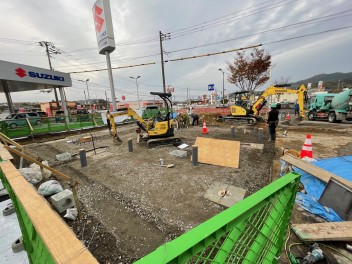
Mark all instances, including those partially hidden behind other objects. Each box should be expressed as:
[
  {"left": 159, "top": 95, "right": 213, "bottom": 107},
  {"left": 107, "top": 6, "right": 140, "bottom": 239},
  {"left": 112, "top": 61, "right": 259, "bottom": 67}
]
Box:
[{"left": 227, "top": 48, "right": 271, "bottom": 98}]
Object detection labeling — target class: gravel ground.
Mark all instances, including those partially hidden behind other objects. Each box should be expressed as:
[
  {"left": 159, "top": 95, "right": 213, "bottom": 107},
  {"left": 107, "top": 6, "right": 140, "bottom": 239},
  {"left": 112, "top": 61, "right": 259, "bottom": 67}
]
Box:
[
  {"left": 21, "top": 122, "right": 275, "bottom": 263},
  {"left": 19, "top": 118, "right": 352, "bottom": 263}
]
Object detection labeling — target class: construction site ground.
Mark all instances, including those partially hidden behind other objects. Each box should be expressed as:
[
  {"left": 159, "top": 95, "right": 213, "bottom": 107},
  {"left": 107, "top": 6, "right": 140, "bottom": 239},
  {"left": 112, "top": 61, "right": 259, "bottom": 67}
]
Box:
[{"left": 17, "top": 115, "right": 352, "bottom": 264}]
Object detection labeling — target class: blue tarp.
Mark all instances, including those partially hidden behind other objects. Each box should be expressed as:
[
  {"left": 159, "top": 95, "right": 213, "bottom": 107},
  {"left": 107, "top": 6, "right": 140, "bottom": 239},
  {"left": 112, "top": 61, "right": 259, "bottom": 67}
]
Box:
[{"left": 283, "top": 156, "right": 352, "bottom": 222}]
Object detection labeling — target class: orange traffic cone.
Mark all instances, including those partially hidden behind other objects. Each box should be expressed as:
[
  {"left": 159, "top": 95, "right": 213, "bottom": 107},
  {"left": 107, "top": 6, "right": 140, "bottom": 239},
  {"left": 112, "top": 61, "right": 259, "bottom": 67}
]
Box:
[
  {"left": 202, "top": 120, "right": 208, "bottom": 134},
  {"left": 285, "top": 113, "right": 291, "bottom": 121},
  {"left": 300, "top": 134, "right": 313, "bottom": 158}
]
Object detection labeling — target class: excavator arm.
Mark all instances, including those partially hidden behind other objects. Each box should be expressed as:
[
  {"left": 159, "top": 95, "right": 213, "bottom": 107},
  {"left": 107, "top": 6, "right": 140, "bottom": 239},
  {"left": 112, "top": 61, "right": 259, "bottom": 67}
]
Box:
[
  {"left": 251, "top": 84, "right": 307, "bottom": 117},
  {"left": 107, "top": 108, "right": 150, "bottom": 144}
]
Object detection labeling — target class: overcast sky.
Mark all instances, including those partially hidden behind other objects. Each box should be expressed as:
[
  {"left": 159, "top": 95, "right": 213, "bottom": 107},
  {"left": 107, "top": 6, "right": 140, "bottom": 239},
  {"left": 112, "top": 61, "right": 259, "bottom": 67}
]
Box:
[{"left": 1, "top": 0, "right": 351, "bottom": 103}]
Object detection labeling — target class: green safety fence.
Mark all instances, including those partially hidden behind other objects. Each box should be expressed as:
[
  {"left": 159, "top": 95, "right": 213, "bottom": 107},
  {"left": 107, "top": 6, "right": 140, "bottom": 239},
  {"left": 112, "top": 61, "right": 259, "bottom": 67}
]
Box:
[
  {"left": 0, "top": 164, "right": 55, "bottom": 263},
  {"left": 136, "top": 172, "right": 300, "bottom": 264},
  {"left": 0, "top": 114, "right": 104, "bottom": 139}
]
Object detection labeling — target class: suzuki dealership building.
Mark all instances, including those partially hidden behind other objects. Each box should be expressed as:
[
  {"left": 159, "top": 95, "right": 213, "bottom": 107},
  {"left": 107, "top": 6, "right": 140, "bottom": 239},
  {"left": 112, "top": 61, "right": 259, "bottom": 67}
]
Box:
[{"left": 0, "top": 60, "right": 72, "bottom": 118}]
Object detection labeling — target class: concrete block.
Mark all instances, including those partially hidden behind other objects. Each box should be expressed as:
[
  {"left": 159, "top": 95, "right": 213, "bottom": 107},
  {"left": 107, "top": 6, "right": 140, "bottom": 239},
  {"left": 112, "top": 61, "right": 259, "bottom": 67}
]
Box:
[
  {"left": 204, "top": 181, "right": 246, "bottom": 208},
  {"left": 2, "top": 203, "right": 16, "bottom": 216},
  {"left": 11, "top": 237, "right": 24, "bottom": 253},
  {"left": 56, "top": 152, "right": 72, "bottom": 161},
  {"left": 50, "top": 189, "right": 75, "bottom": 214},
  {"left": 169, "top": 150, "right": 188, "bottom": 158}
]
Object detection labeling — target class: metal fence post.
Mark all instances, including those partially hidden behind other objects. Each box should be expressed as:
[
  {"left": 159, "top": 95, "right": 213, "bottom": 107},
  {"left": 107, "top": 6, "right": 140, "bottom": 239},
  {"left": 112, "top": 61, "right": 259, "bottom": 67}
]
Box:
[
  {"left": 192, "top": 145, "right": 198, "bottom": 166},
  {"left": 128, "top": 138, "right": 133, "bottom": 152},
  {"left": 231, "top": 126, "right": 235, "bottom": 138},
  {"left": 79, "top": 149, "right": 87, "bottom": 168}
]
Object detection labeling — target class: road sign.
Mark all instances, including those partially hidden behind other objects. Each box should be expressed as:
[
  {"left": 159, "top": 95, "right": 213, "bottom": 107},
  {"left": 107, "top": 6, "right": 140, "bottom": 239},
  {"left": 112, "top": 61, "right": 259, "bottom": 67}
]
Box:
[{"left": 208, "top": 84, "right": 214, "bottom": 91}]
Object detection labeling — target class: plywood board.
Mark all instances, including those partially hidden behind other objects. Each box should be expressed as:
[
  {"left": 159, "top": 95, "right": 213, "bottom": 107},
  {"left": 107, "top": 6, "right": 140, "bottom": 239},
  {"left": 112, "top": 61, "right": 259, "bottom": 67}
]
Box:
[
  {"left": 204, "top": 181, "right": 246, "bottom": 207},
  {"left": 281, "top": 155, "right": 352, "bottom": 188},
  {"left": 292, "top": 222, "right": 352, "bottom": 242},
  {"left": 195, "top": 137, "right": 240, "bottom": 168}
]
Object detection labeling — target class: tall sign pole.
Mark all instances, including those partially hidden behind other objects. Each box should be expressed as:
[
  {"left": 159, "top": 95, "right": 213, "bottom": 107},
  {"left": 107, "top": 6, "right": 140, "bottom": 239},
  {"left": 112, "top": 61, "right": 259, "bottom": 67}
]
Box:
[
  {"left": 159, "top": 31, "right": 170, "bottom": 94},
  {"left": 93, "top": 0, "right": 117, "bottom": 111},
  {"left": 39, "top": 41, "right": 60, "bottom": 108}
]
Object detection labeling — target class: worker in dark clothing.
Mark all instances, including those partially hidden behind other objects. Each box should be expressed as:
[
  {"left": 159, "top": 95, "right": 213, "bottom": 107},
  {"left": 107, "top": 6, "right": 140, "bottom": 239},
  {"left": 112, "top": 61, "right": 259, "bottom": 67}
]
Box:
[
  {"left": 267, "top": 103, "right": 280, "bottom": 141},
  {"left": 294, "top": 102, "right": 299, "bottom": 116},
  {"left": 106, "top": 110, "right": 111, "bottom": 132},
  {"left": 191, "top": 113, "right": 199, "bottom": 126}
]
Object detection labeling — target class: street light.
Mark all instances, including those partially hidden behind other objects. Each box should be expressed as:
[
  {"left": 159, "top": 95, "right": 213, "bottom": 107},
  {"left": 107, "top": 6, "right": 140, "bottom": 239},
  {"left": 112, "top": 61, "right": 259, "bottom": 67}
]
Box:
[
  {"left": 78, "top": 79, "right": 90, "bottom": 109},
  {"left": 218, "top": 68, "right": 225, "bottom": 108},
  {"left": 130, "top": 76, "right": 141, "bottom": 109}
]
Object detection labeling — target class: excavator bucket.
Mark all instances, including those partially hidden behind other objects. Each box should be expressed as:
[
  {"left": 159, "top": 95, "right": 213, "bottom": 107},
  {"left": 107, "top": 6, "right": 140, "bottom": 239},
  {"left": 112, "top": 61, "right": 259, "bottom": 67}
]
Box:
[{"left": 113, "top": 135, "right": 123, "bottom": 145}]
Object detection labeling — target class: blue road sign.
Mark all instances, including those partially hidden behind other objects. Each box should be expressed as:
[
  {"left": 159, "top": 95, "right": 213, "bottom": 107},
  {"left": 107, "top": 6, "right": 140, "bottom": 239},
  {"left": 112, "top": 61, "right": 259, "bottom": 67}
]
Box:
[{"left": 208, "top": 84, "right": 215, "bottom": 91}]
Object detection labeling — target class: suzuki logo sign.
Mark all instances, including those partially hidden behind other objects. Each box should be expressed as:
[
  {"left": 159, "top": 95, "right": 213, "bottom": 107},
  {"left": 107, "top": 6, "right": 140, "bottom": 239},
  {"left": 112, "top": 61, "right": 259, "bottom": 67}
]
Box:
[
  {"left": 93, "top": 0, "right": 115, "bottom": 54},
  {"left": 94, "top": 5, "right": 104, "bottom": 33},
  {"left": 15, "top": 68, "right": 27, "bottom": 78},
  {"left": 14, "top": 67, "right": 65, "bottom": 82}
]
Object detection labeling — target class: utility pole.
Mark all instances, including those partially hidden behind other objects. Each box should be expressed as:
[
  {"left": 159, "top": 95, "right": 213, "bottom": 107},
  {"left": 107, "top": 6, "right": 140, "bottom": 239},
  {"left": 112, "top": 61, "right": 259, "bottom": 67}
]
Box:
[
  {"left": 105, "top": 91, "right": 109, "bottom": 109},
  {"left": 39, "top": 41, "right": 60, "bottom": 108},
  {"left": 187, "top": 87, "right": 189, "bottom": 105},
  {"left": 84, "top": 91, "right": 87, "bottom": 106},
  {"left": 130, "top": 76, "right": 141, "bottom": 109},
  {"left": 159, "top": 31, "right": 170, "bottom": 94}
]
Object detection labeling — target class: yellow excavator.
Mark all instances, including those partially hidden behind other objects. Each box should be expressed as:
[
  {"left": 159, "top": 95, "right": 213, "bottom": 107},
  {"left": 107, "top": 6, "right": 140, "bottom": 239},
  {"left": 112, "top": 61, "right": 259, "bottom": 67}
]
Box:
[
  {"left": 220, "top": 84, "right": 307, "bottom": 124},
  {"left": 107, "top": 92, "right": 181, "bottom": 147}
]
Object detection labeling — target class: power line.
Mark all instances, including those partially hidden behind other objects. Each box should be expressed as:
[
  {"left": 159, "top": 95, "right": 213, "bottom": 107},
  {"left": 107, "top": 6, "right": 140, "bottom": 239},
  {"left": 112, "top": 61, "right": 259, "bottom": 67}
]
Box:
[
  {"left": 63, "top": 0, "right": 296, "bottom": 52},
  {"left": 263, "top": 25, "right": 352, "bottom": 45},
  {"left": 166, "top": 44, "right": 262, "bottom": 62},
  {"left": 55, "top": 10, "right": 351, "bottom": 70},
  {"left": 66, "top": 24, "right": 352, "bottom": 74},
  {"left": 69, "top": 62, "right": 156, "bottom": 74},
  {"left": 166, "top": 10, "right": 352, "bottom": 53}
]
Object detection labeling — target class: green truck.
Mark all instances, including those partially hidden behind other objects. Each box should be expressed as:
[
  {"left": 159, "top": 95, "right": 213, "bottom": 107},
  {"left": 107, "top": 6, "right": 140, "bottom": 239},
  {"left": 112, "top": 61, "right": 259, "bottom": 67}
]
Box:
[{"left": 308, "top": 89, "right": 352, "bottom": 122}]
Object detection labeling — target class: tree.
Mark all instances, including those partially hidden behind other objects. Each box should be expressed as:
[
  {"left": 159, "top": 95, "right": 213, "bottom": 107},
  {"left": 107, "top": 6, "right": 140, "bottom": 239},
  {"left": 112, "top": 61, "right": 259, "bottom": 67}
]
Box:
[
  {"left": 227, "top": 48, "right": 271, "bottom": 99},
  {"left": 273, "top": 76, "right": 291, "bottom": 86}
]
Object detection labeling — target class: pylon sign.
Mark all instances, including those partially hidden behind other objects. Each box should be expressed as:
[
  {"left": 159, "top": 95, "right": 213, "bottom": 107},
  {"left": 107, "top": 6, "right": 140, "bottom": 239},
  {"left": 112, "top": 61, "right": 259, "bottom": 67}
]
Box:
[
  {"left": 208, "top": 84, "right": 214, "bottom": 91},
  {"left": 93, "top": 0, "right": 116, "bottom": 55}
]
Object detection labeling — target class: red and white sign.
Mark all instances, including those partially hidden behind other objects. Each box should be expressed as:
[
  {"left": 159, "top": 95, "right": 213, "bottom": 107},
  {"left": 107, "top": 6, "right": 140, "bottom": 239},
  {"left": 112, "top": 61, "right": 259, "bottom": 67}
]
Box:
[
  {"left": 93, "top": 0, "right": 116, "bottom": 55},
  {"left": 121, "top": 95, "right": 125, "bottom": 101}
]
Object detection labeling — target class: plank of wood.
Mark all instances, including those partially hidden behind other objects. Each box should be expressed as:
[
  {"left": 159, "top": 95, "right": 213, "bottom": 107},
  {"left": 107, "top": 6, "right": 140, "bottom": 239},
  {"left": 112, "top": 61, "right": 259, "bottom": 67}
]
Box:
[
  {"left": 0, "top": 143, "right": 14, "bottom": 161},
  {"left": 3, "top": 145, "right": 71, "bottom": 181},
  {"left": 195, "top": 137, "right": 240, "bottom": 168},
  {"left": 292, "top": 222, "right": 352, "bottom": 242},
  {"left": 1, "top": 159, "right": 98, "bottom": 263},
  {"left": 281, "top": 154, "right": 352, "bottom": 188}
]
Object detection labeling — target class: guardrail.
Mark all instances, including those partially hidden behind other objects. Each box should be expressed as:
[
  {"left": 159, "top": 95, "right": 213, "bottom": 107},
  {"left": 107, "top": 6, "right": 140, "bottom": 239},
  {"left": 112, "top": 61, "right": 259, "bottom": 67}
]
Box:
[
  {"left": 0, "top": 114, "right": 104, "bottom": 139},
  {"left": 136, "top": 172, "right": 300, "bottom": 264}
]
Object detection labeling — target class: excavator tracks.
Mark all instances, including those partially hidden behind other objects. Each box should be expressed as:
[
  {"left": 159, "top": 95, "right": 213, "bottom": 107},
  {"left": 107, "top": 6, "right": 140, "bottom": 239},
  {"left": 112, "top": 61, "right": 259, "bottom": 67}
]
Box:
[
  {"left": 220, "top": 116, "right": 257, "bottom": 126},
  {"left": 146, "top": 137, "right": 182, "bottom": 147}
]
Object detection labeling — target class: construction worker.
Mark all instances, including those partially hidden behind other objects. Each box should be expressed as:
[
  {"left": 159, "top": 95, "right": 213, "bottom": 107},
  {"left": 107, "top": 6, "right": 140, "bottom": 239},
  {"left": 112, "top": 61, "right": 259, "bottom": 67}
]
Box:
[
  {"left": 294, "top": 102, "right": 299, "bottom": 116},
  {"left": 191, "top": 113, "right": 199, "bottom": 126},
  {"left": 267, "top": 103, "right": 280, "bottom": 141},
  {"left": 106, "top": 110, "right": 111, "bottom": 132}
]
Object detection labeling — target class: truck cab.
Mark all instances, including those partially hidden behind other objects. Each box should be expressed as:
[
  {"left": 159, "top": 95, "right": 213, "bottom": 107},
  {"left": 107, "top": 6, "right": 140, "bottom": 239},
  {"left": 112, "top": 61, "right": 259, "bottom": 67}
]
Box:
[{"left": 307, "top": 93, "right": 337, "bottom": 120}]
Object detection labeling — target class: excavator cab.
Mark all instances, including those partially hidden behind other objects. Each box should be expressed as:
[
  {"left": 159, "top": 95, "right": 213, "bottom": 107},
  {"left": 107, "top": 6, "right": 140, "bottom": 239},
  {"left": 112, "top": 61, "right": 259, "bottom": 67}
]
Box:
[{"left": 230, "top": 91, "right": 254, "bottom": 116}]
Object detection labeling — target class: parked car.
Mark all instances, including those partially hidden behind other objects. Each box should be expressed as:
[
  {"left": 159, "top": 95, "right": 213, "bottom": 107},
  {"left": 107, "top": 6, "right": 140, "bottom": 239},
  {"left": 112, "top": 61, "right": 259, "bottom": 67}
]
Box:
[
  {"left": 77, "top": 108, "right": 90, "bottom": 121},
  {"left": 55, "top": 110, "right": 65, "bottom": 123},
  {"left": 5, "top": 112, "right": 42, "bottom": 129},
  {"left": 36, "top": 111, "right": 48, "bottom": 121}
]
